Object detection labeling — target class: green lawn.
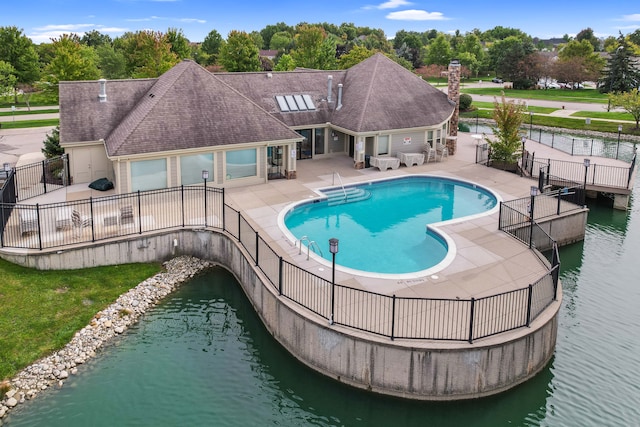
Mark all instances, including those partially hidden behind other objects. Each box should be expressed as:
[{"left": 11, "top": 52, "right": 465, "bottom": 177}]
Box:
[
  {"left": 472, "top": 101, "right": 557, "bottom": 114},
  {"left": 0, "top": 258, "right": 162, "bottom": 381},
  {"left": 0, "top": 119, "right": 59, "bottom": 129},
  {"left": 0, "top": 92, "right": 58, "bottom": 109},
  {"left": 0, "top": 108, "right": 59, "bottom": 117},
  {"left": 571, "top": 110, "right": 637, "bottom": 122},
  {"left": 460, "top": 109, "right": 639, "bottom": 134},
  {"left": 462, "top": 87, "right": 609, "bottom": 104}
]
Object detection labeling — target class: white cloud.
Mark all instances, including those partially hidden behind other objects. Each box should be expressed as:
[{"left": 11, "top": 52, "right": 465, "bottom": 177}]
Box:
[
  {"left": 126, "top": 16, "right": 162, "bottom": 22},
  {"left": 620, "top": 14, "right": 640, "bottom": 21},
  {"left": 34, "top": 24, "right": 95, "bottom": 31},
  {"left": 28, "top": 24, "right": 129, "bottom": 43},
  {"left": 378, "top": 0, "right": 411, "bottom": 9},
  {"left": 179, "top": 18, "right": 206, "bottom": 24},
  {"left": 362, "top": 0, "right": 410, "bottom": 11},
  {"left": 386, "top": 10, "right": 448, "bottom": 21}
]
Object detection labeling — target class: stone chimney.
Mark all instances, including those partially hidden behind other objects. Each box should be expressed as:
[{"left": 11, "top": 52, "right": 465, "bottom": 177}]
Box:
[{"left": 447, "top": 59, "right": 461, "bottom": 137}]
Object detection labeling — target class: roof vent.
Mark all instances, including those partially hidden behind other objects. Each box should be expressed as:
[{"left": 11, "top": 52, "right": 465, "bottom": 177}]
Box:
[
  {"left": 337, "top": 84, "right": 343, "bottom": 110},
  {"left": 327, "top": 75, "right": 333, "bottom": 103},
  {"left": 98, "top": 79, "right": 107, "bottom": 103},
  {"left": 267, "top": 72, "right": 273, "bottom": 78}
]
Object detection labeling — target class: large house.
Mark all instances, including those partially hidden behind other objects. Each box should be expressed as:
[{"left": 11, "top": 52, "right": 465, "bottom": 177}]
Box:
[{"left": 59, "top": 53, "right": 456, "bottom": 194}]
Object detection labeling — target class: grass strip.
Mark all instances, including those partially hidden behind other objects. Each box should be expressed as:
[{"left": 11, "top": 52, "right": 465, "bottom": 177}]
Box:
[
  {"left": 460, "top": 110, "right": 639, "bottom": 134},
  {"left": 571, "top": 111, "right": 636, "bottom": 122},
  {"left": 0, "top": 119, "right": 59, "bottom": 129},
  {"left": 0, "top": 109, "right": 59, "bottom": 117},
  {"left": 461, "top": 88, "right": 608, "bottom": 104},
  {"left": 0, "top": 258, "right": 162, "bottom": 380}
]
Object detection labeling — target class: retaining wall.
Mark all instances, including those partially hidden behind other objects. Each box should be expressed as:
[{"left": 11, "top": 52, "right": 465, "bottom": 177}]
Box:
[{"left": 1, "top": 229, "right": 560, "bottom": 400}]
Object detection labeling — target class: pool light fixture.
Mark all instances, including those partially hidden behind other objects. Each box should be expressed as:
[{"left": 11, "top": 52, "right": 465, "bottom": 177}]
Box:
[{"left": 329, "top": 238, "right": 339, "bottom": 325}]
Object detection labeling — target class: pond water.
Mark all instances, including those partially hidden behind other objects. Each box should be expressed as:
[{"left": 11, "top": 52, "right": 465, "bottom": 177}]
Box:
[{"left": 5, "top": 185, "right": 640, "bottom": 426}]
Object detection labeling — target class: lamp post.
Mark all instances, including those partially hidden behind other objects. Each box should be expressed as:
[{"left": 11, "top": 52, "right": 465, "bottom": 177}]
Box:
[
  {"left": 475, "top": 112, "right": 479, "bottom": 134},
  {"left": 583, "top": 158, "right": 590, "bottom": 207},
  {"left": 329, "top": 237, "right": 339, "bottom": 325},
  {"left": 529, "top": 186, "right": 539, "bottom": 248},
  {"left": 202, "top": 170, "right": 209, "bottom": 227},
  {"left": 521, "top": 136, "right": 527, "bottom": 172},
  {"left": 529, "top": 111, "right": 534, "bottom": 139},
  {"left": 617, "top": 125, "right": 623, "bottom": 159}
]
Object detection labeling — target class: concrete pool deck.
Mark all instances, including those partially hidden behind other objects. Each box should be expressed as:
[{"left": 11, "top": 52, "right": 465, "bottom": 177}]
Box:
[{"left": 224, "top": 132, "right": 552, "bottom": 304}]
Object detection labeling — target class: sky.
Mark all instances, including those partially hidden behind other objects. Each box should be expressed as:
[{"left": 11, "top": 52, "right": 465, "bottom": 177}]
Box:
[{"left": 2, "top": 0, "right": 639, "bottom": 44}]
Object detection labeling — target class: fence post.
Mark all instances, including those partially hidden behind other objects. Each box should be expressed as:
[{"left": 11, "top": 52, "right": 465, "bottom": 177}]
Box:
[
  {"left": 41, "top": 160, "right": 47, "bottom": 194},
  {"left": 498, "top": 201, "right": 503, "bottom": 230},
  {"left": 571, "top": 139, "right": 574, "bottom": 156},
  {"left": 237, "top": 211, "right": 241, "bottom": 242},
  {"left": 89, "top": 197, "right": 95, "bottom": 242},
  {"left": 526, "top": 284, "right": 533, "bottom": 327},
  {"left": 137, "top": 191, "right": 142, "bottom": 234},
  {"left": 181, "top": 185, "right": 185, "bottom": 228},
  {"left": 222, "top": 189, "right": 226, "bottom": 231},
  {"left": 65, "top": 154, "right": 71, "bottom": 187},
  {"left": 36, "top": 204, "right": 43, "bottom": 250},
  {"left": 551, "top": 133, "right": 554, "bottom": 148},
  {"left": 557, "top": 190, "right": 562, "bottom": 215},
  {"left": 390, "top": 294, "right": 396, "bottom": 341},
  {"left": 590, "top": 140, "right": 594, "bottom": 156},
  {"left": 278, "top": 257, "right": 283, "bottom": 295},
  {"left": 468, "top": 297, "right": 475, "bottom": 344},
  {"left": 552, "top": 244, "right": 560, "bottom": 300}
]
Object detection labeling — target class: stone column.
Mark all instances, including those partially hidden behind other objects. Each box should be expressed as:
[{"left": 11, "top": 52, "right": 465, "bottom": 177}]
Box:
[{"left": 447, "top": 59, "right": 461, "bottom": 138}]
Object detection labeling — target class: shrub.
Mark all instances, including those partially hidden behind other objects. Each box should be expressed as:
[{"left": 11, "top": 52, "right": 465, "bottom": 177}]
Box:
[{"left": 459, "top": 93, "right": 473, "bottom": 111}]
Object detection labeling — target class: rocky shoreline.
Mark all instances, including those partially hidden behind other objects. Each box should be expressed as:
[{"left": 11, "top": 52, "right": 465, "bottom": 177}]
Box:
[{"left": 0, "top": 256, "right": 213, "bottom": 420}]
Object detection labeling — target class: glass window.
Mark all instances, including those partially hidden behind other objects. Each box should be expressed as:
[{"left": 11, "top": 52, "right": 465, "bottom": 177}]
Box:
[
  {"left": 226, "top": 149, "right": 257, "bottom": 179},
  {"left": 314, "top": 128, "right": 325, "bottom": 155},
  {"left": 180, "top": 153, "right": 213, "bottom": 186},
  {"left": 297, "top": 129, "right": 312, "bottom": 159},
  {"left": 377, "top": 135, "right": 389, "bottom": 155},
  {"left": 427, "top": 130, "right": 434, "bottom": 146},
  {"left": 131, "top": 159, "right": 167, "bottom": 192}
]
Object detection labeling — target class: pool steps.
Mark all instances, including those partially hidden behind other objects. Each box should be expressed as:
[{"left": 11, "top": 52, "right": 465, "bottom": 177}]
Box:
[{"left": 323, "top": 188, "right": 371, "bottom": 206}]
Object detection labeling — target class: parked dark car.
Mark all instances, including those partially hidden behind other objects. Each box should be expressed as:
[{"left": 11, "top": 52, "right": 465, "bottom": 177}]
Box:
[{"left": 492, "top": 77, "right": 503, "bottom": 84}]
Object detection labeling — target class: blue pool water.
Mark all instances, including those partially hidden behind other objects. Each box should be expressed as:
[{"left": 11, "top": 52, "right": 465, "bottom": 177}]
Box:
[{"left": 282, "top": 175, "right": 498, "bottom": 275}]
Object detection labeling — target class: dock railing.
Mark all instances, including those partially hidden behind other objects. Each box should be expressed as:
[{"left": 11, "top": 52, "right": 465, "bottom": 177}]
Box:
[{"left": 1, "top": 185, "right": 559, "bottom": 343}]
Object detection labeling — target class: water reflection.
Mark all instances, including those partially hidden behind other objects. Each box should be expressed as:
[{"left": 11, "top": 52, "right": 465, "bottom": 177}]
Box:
[{"left": 6, "top": 267, "right": 556, "bottom": 427}]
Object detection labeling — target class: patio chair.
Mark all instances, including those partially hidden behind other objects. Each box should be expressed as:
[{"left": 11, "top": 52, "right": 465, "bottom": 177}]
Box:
[
  {"left": 423, "top": 145, "right": 436, "bottom": 163},
  {"left": 72, "top": 209, "right": 92, "bottom": 237},
  {"left": 120, "top": 205, "right": 134, "bottom": 225},
  {"left": 435, "top": 143, "right": 448, "bottom": 161}
]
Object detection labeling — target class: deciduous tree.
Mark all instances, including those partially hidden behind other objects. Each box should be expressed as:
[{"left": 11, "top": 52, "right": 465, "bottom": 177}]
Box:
[
  {"left": 116, "top": 31, "right": 180, "bottom": 78},
  {"left": 609, "top": 89, "right": 640, "bottom": 129},
  {"left": 485, "top": 93, "right": 526, "bottom": 164},
  {"left": 291, "top": 25, "right": 336, "bottom": 70},
  {"left": 338, "top": 45, "right": 375, "bottom": 69},
  {"left": 166, "top": 28, "right": 191, "bottom": 60},
  {"left": 273, "top": 54, "right": 296, "bottom": 71},
  {"left": 0, "top": 26, "right": 40, "bottom": 102},
  {"left": 43, "top": 34, "right": 100, "bottom": 99},
  {"left": 219, "top": 30, "right": 261, "bottom": 72}
]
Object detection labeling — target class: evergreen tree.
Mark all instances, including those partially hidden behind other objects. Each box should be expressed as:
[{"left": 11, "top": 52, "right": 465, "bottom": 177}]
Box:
[
  {"left": 42, "top": 126, "right": 63, "bottom": 158},
  {"left": 598, "top": 33, "right": 640, "bottom": 94}
]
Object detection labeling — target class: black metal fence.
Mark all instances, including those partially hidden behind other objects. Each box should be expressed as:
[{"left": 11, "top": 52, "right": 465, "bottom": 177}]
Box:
[
  {"left": 9, "top": 155, "right": 70, "bottom": 202},
  {"left": 521, "top": 151, "right": 636, "bottom": 190},
  {"left": 528, "top": 127, "right": 636, "bottom": 162},
  {"left": 1, "top": 185, "right": 559, "bottom": 343}
]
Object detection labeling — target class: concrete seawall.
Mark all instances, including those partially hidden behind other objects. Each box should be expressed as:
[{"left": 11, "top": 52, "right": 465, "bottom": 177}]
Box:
[{"left": 1, "top": 229, "right": 560, "bottom": 400}]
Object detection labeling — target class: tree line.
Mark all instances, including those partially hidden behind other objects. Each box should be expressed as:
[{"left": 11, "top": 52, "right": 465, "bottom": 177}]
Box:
[{"left": 1, "top": 23, "right": 640, "bottom": 106}]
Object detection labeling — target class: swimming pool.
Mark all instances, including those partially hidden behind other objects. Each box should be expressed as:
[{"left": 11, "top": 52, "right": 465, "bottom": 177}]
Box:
[{"left": 280, "top": 175, "right": 500, "bottom": 277}]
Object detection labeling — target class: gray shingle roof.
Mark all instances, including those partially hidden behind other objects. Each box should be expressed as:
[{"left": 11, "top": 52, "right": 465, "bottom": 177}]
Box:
[
  {"left": 59, "top": 54, "right": 454, "bottom": 158},
  {"left": 331, "top": 54, "right": 454, "bottom": 132},
  {"left": 104, "top": 61, "right": 302, "bottom": 157}
]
